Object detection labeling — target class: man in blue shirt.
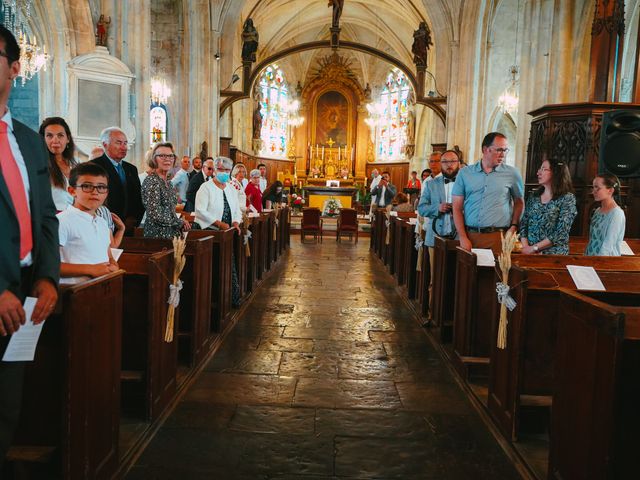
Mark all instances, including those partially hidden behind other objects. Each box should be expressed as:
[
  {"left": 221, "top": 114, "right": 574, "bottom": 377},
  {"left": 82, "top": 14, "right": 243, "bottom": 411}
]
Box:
[{"left": 452, "top": 132, "right": 524, "bottom": 251}]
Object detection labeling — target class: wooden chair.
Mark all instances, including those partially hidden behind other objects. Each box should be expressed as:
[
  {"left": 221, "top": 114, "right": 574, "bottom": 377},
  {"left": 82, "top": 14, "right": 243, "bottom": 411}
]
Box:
[
  {"left": 336, "top": 208, "right": 359, "bottom": 243},
  {"left": 300, "top": 207, "right": 323, "bottom": 243}
]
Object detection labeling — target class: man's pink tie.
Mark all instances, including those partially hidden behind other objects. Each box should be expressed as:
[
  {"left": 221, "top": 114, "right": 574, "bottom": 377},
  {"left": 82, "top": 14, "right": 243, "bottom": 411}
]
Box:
[{"left": 0, "top": 120, "right": 33, "bottom": 259}]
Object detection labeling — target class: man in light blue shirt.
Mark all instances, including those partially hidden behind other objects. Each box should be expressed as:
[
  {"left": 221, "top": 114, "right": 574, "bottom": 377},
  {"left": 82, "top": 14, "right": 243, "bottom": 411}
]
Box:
[
  {"left": 452, "top": 132, "right": 524, "bottom": 251},
  {"left": 171, "top": 155, "right": 191, "bottom": 203}
]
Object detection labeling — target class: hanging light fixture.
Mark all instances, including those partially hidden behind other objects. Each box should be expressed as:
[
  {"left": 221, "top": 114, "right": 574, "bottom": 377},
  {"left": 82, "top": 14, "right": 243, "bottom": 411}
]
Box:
[
  {"left": 497, "top": 0, "right": 521, "bottom": 115},
  {"left": 2, "top": 0, "right": 49, "bottom": 85},
  {"left": 150, "top": 77, "right": 171, "bottom": 105},
  {"left": 498, "top": 65, "right": 519, "bottom": 115}
]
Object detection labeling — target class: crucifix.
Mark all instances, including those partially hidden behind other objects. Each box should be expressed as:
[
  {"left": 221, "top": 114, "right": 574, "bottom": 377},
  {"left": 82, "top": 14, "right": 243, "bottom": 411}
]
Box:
[{"left": 328, "top": 0, "right": 344, "bottom": 48}]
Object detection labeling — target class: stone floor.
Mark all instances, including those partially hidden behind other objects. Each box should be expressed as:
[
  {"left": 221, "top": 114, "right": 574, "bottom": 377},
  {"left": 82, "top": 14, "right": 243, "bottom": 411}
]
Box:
[{"left": 127, "top": 241, "right": 521, "bottom": 479}]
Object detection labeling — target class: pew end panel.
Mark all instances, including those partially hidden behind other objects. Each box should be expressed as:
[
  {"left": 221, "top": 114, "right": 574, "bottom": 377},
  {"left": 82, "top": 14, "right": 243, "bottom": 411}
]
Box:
[
  {"left": 431, "top": 237, "right": 459, "bottom": 342},
  {"left": 189, "top": 229, "right": 235, "bottom": 333},
  {"left": 451, "top": 247, "right": 498, "bottom": 380},
  {"left": 12, "top": 272, "right": 124, "bottom": 480},
  {"left": 549, "top": 289, "right": 627, "bottom": 480},
  {"left": 119, "top": 250, "right": 178, "bottom": 421},
  {"left": 121, "top": 236, "right": 214, "bottom": 368}
]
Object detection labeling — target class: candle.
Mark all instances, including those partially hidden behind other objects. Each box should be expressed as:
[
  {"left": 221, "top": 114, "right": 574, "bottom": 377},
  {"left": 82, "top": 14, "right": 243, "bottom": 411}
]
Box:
[
  {"left": 322, "top": 146, "right": 325, "bottom": 159},
  {"left": 338, "top": 147, "right": 341, "bottom": 161}
]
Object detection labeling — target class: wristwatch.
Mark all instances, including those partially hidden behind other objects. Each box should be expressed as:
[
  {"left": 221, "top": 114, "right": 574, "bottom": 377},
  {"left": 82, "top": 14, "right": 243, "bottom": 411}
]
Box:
[{"left": 533, "top": 244, "right": 539, "bottom": 252}]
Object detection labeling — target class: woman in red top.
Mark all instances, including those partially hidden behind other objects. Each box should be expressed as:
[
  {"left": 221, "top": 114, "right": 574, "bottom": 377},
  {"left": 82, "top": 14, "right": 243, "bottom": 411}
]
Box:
[
  {"left": 245, "top": 168, "right": 263, "bottom": 212},
  {"left": 407, "top": 170, "right": 421, "bottom": 189}
]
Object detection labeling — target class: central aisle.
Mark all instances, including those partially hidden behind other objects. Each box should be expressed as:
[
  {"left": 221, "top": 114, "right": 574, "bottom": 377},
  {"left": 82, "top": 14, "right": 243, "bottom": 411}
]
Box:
[{"left": 128, "top": 240, "right": 521, "bottom": 479}]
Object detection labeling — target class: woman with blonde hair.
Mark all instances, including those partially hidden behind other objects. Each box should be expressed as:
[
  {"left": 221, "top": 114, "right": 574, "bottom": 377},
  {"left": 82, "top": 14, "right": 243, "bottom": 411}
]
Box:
[{"left": 141, "top": 142, "right": 191, "bottom": 238}]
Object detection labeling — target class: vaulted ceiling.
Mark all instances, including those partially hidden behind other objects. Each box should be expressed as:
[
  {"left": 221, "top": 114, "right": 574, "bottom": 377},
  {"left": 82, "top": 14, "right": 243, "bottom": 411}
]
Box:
[{"left": 216, "top": 0, "right": 461, "bottom": 95}]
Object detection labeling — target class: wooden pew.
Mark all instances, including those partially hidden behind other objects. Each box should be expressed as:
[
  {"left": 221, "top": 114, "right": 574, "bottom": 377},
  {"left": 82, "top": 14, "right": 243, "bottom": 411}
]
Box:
[
  {"left": 118, "top": 250, "right": 177, "bottom": 421},
  {"left": 566, "top": 237, "right": 640, "bottom": 255},
  {"left": 415, "top": 244, "right": 430, "bottom": 317},
  {"left": 432, "top": 236, "right": 640, "bottom": 343},
  {"left": 431, "top": 237, "right": 459, "bottom": 341},
  {"left": 10, "top": 272, "right": 124, "bottom": 479},
  {"left": 451, "top": 247, "right": 499, "bottom": 379},
  {"left": 185, "top": 229, "right": 235, "bottom": 333},
  {"left": 122, "top": 236, "right": 214, "bottom": 367},
  {"left": 246, "top": 215, "right": 262, "bottom": 293},
  {"left": 281, "top": 206, "right": 291, "bottom": 251},
  {"left": 235, "top": 223, "right": 249, "bottom": 302},
  {"left": 262, "top": 211, "right": 276, "bottom": 270},
  {"left": 549, "top": 289, "right": 640, "bottom": 480},
  {"left": 487, "top": 258, "right": 640, "bottom": 442},
  {"left": 402, "top": 221, "right": 419, "bottom": 299}
]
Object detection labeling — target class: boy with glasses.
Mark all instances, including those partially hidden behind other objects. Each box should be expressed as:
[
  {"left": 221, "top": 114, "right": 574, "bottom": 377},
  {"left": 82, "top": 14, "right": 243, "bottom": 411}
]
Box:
[{"left": 57, "top": 163, "right": 118, "bottom": 284}]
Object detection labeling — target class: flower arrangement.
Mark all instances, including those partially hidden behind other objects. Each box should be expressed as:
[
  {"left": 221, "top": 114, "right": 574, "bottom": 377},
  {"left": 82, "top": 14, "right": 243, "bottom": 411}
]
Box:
[
  {"left": 322, "top": 197, "right": 342, "bottom": 216},
  {"left": 290, "top": 193, "right": 305, "bottom": 212}
]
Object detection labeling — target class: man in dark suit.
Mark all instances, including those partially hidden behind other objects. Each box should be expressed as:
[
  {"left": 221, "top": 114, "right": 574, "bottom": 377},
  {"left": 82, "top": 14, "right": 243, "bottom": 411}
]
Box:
[
  {"left": 184, "top": 158, "right": 213, "bottom": 212},
  {"left": 0, "top": 25, "right": 60, "bottom": 467},
  {"left": 92, "top": 127, "right": 144, "bottom": 233}
]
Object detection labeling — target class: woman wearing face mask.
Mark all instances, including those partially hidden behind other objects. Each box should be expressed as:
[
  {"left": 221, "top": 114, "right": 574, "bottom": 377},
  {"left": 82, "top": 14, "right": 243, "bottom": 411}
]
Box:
[
  {"left": 585, "top": 173, "right": 626, "bottom": 256},
  {"left": 263, "top": 180, "right": 284, "bottom": 209},
  {"left": 194, "top": 156, "right": 242, "bottom": 306}
]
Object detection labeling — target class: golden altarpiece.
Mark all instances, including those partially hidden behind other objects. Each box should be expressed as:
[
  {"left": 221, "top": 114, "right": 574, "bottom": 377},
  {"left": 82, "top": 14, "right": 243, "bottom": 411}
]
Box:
[{"left": 291, "top": 53, "right": 372, "bottom": 209}]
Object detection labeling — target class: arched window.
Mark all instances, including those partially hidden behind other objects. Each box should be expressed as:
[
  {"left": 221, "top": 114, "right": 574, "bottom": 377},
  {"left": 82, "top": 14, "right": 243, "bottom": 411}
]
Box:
[
  {"left": 371, "top": 69, "right": 412, "bottom": 161},
  {"left": 150, "top": 103, "right": 168, "bottom": 144},
  {"left": 258, "top": 64, "right": 289, "bottom": 157}
]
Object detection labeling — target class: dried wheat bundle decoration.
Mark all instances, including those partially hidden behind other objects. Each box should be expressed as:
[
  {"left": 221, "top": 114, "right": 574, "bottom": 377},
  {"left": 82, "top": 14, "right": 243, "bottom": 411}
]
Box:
[
  {"left": 241, "top": 211, "right": 251, "bottom": 257},
  {"left": 165, "top": 234, "right": 186, "bottom": 342},
  {"left": 416, "top": 215, "right": 425, "bottom": 272},
  {"left": 496, "top": 230, "right": 518, "bottom": 349}
]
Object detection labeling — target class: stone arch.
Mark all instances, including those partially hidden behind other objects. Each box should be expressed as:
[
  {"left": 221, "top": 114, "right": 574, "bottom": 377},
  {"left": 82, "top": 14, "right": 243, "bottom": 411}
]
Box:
[{"left": 490, "top": 108, "right": 517, "bottom": 166}]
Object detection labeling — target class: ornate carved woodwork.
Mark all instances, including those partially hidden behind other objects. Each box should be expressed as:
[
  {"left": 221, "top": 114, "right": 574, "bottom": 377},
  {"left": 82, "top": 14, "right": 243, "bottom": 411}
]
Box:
[
  {"left": 526, "top": 102, "right": 640, "bottom": 237},
  {"left": 589, "top": 0, "right": 626, "bottom": 101}
]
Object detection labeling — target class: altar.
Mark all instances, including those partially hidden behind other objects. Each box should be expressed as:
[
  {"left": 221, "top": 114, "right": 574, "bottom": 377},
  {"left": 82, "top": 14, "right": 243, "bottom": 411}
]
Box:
[{"left": 303, "top": 185, "right": 357, "bottom": 210}]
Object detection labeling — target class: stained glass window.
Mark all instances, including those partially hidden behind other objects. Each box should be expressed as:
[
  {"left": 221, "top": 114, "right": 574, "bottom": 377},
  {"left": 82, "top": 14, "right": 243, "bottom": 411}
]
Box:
[
  {"left": 373, "top": 69, "right": 411, "bottom": 161},
  {"left": 258, "top": 64, "right": 289, "bottom": 157},
  {"left": 150, "top": 104, "right": 168, "bottom": 144}
]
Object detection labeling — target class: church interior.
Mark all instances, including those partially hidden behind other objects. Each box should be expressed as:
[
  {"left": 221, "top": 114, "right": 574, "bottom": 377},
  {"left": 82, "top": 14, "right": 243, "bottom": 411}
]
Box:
[{"left": 2, "top": 0, "right": 640, "bottom": 479}]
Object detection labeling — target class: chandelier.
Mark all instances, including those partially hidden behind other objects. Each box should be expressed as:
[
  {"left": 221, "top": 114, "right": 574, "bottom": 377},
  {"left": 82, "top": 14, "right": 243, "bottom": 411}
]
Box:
[
  {"left": 150, "top": 77, "right": 171, "bottom": 105},
  {"left": 2, "top": 0, "right": 50, "bottom": 85},
  {"left": 498, "top": 65, "right": 519, "bottom": 115},
  {"left": 498, "top": 0, "right": 521, "bottom": 115}
]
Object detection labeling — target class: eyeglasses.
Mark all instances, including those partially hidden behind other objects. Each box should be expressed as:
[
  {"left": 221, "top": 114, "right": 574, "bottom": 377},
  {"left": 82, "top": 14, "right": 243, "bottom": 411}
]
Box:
[
  {"left": 155, "top": 153, "right": 176, "bottom": 160},
  {"left": 203, "top": 166, "right": 214, "bottom": 171},
  {"left": 75, "top": 183, "right": 109, "bottom": 193},
  {"left": 492, "top": 148, "right": 510, "bottom": 154}
]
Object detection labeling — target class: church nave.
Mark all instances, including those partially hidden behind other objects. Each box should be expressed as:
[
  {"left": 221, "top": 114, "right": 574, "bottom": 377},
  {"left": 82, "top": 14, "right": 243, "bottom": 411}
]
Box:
[{"left": 127, "top": 241, "right": 520, "bottom": 479}]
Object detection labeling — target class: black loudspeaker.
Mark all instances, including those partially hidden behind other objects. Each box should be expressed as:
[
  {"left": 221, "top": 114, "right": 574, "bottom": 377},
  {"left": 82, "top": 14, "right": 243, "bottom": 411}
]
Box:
[{"left": 599, "top": 110, "right": 640, "bottom": 178}]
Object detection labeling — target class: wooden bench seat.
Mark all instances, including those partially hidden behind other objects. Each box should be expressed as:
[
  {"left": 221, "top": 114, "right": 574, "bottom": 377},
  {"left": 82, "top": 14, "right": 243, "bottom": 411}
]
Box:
[
  {"left": 487, "top": 260, "right": 640, "bottom": 442},
  {"left": 549, "top": 289, "right": 640, "bottom": 480},
  {"left": 122, "top": 236, "right": 214, "bottom": 367},
  {"left": 11, "top": 272, "right": 124, "bottom": 479}
]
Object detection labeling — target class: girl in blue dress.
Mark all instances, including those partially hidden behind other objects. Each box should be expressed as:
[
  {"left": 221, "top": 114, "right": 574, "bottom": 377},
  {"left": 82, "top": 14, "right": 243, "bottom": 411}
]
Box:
[{"left": 585, "top": 173, "right": 626, "bottom": 256}]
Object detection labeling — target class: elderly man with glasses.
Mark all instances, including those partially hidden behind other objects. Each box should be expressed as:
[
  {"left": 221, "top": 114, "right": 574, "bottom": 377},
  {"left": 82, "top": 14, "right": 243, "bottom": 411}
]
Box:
[
  {"left": 452, "top": 132, "right": 524, "bottom": 252},
  {"left": 92, "top": 126, "right": 145, "bottom": 234}
]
